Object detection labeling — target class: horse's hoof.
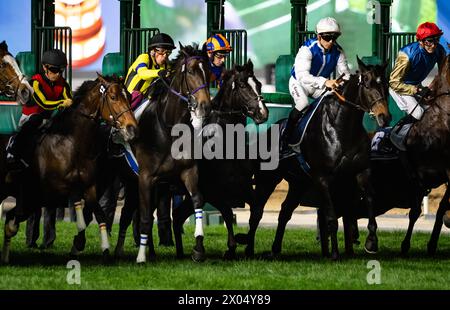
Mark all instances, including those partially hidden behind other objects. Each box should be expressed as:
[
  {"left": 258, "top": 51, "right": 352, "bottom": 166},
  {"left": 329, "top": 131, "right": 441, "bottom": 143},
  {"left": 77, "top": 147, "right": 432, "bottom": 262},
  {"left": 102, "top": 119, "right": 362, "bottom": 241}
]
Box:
[
  {"left": 114, "top": 247, "right": 124, "bottom": 258},
  {"left": 261, "top": 251, "right": 278, "bottom": 260},
  {"left": 191, "top": 248, "right": 206, "bottom": 263},
  {"left": 72, "top": 235, "right": 86, "bottom": 252},
  {"left": 70, "top": 244, "right": 81, "bottom": 256},
  {"left": 353, "top": 239, "right": 361, "bottom": 246},
  {"left": 344, "top": 249, "right": 355, "bottom": 257},
  {"left": 400, "top": 241, "right": 410, "bottom": 255},
  {"left": 364, "top": 237, "right": 378, "bottom": 254},
  {"left": 331, "top": 252, "right": 340, "bottom": 261},
  {"left": 244, "top": 247, "right": 255, "bottom": 258},
  {"left": 223, "top": 250, "right": 236, "bottom": 261},
  {"left": 176, "top": 252, "right": 185, "bottom": 260},
  {"left": 427, "top": 241, "right": 437, "bottom": 256},
  {"left": 102, "top": 249, "right": 113, "bottom": 264}
]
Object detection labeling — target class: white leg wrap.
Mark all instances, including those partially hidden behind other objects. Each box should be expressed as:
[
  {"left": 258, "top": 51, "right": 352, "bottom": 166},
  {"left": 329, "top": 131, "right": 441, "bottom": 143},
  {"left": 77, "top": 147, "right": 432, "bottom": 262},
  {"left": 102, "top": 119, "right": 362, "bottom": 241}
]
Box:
[
  {"left": 136, "top": 234, "right": 148, "bottom": 263},
  {"left": 74, "top": 202, "right": 86, "bottom": 232},
  {"left": 194, "top": 209, "right": 204, "bottom": 238},
  {"left": 99, "top": 223, "right": 109, "bottom": 252},
  {"left": 0, "top": 200, "right": 3, "bottom": 220}
]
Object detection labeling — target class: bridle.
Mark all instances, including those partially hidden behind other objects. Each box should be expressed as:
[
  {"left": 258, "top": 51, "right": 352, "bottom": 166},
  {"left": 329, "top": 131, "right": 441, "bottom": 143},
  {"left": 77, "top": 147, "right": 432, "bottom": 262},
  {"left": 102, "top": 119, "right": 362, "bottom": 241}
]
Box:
[
  {"left": 0, "top": 61, "right": 24, "bottom": 98},
  {"left": 332, "top": 73, "right": 386, "bottom": 116},
  {"left": 212, "top": 74, "right": 264, "bottom": 118},
  {"left": 159, "top": 55, "right": 209, "bottom": 112},
  {"left": 81, "top": 82, "right": 133, "bottom": 129}
]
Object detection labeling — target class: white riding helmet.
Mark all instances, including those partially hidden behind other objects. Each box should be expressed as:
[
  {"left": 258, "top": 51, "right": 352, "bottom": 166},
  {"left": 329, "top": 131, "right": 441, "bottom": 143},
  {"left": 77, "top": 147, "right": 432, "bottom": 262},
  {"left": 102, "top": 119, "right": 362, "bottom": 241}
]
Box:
[{"left": 316, "top": 17, "right": 341, "bottom": 34}]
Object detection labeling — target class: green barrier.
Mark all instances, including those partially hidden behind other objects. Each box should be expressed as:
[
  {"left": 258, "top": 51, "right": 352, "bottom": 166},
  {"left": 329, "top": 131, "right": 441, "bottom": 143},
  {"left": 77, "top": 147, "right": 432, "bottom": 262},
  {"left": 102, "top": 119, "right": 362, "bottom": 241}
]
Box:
[
  {"left": 102, "top": 53, "right": 125, "bottom": 77},
  {"left": 0, "top": 102, "right": 21, "bottom": 134},
  {"left": 15, "top": 52, "right": 36, "bottom": 79},
  {"left": 275, "top": 55, "right": 294, "bottom": 93}
]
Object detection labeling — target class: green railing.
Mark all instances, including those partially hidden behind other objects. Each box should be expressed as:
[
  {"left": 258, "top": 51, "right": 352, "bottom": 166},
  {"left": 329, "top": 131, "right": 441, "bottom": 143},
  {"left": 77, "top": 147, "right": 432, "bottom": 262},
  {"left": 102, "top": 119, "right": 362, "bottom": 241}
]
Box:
[
  {"left": 298, "top": 31, "right": 316, "bottom": 48},
  {"left": 123, "top": 27, "right": 160, "bottom": 74},
  {"left": 381, "top": 32, "right": 416, "bottom": 73},
  {"left": 211, "top": 29, "right": 247, "bottom": 69},
  {"left": 33, "top": 26, "right": 72, "bottom": 85}
]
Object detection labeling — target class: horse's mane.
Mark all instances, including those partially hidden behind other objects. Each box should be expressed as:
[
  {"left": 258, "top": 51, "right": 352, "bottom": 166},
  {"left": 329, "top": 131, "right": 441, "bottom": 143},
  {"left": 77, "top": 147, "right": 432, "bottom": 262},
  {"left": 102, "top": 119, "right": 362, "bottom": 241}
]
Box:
[{"left": 172, "top": 43, "right": 208, "bottom": 70}]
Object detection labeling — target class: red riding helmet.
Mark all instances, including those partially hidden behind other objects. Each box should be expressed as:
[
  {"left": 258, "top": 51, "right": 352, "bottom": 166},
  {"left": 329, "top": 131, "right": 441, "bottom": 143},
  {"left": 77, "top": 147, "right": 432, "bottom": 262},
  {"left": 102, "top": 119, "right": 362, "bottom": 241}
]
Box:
[{"left": 416, "top": 22, "right": 443, "bottom": 41}]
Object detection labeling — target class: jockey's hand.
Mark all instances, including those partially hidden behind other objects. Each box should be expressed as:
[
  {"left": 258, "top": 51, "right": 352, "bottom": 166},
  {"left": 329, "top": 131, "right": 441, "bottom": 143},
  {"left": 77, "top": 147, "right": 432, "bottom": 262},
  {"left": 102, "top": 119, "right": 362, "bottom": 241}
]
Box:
[
  {"left": 325, "top": 79, "right": 339, "bottom": 90},
  {"left": 158, "top": 69, "right": 169, "bottom": 79},
  {"left": 59, "top": 98, "right": 73, "bottom": 109},
  {"left": 415, "top": 86, "right": 431, "bottom": 102}
]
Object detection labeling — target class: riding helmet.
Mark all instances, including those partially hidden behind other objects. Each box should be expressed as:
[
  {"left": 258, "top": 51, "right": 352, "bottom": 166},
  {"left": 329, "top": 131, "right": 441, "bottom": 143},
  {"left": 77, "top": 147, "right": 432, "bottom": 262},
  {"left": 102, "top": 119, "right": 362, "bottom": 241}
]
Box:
[
  {"left": 149, "top": 33, "right": 176, "bottom": 50},
  {"left": 204, "top": 34, "right": 233, "bottom": 53},
  {"left": 416, "top": 22, "right": 443, "bottom": 41},
  {"left": 42, "top": 49, "right": 68, "bottom": 68},
  {"left": 316, "top": 17, "right": 341, "bottom": 34}
]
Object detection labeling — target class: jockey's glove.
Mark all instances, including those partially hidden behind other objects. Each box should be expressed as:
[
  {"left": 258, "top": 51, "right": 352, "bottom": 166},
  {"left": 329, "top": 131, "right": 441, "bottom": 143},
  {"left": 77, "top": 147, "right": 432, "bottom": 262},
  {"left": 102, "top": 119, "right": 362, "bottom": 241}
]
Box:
[
  {"left": 158, "top": 69, "right": 169, "bottom": 79},
  {"left": 414, "top": 86, "right": 431, "bottom": 102},
  {"left": 59, "top": 98, "right": 73, "bottom": 109}
]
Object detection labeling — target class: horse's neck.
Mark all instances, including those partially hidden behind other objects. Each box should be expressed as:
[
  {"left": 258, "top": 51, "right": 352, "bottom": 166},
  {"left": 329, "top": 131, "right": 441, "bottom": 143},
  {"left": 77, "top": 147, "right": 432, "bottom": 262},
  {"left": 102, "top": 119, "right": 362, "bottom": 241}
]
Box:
[{"left": 212, "top": 85, "right": 245, "bottom": 125}]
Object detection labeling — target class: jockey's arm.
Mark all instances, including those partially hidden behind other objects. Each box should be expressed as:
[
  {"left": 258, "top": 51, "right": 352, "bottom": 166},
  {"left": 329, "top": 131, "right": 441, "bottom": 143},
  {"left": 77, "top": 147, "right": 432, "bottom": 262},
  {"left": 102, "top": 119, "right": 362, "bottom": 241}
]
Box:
[
  {"left": 62, "top": 81, "right": 73, "bottom": 99},
  {"left": 294, "top": 46, "right": 327, "bottom": 89},
  {"left": 389, "top": 52, "right": 417, "bottom": 95},
  {"left": 336, "top": 52, "right": 351, "bottom": 81},
  {"left": 134, "top": 55, "right": 159, "bottom": 80},
  {"left": 31, "top": 80, "right": 65, "bottom": 110}
]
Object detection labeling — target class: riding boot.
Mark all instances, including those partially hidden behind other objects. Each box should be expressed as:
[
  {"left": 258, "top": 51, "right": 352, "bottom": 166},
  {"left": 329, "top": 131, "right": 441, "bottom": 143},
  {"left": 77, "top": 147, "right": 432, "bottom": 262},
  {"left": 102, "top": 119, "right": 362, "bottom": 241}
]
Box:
[{"left": 280, "top": 108, "right": 303, "bottom": 153}]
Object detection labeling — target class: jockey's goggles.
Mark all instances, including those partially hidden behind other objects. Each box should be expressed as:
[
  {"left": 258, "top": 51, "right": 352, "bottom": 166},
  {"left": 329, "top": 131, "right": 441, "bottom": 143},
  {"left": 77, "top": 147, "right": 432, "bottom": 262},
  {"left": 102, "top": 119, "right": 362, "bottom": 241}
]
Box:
[
  {"left": 422, "top": 36, "right": 441, "bottom": 47},
  {"left": 155, "top": 48, "right": 172, "bottom": 56},
  {"left": 46, "top": 65, "right": 64, "bottom": 74},
  {"left": 214, "top": 52, "right": 229, "bottom": 59},
  {"left": 320, "top": 33, "right": 340, "bottom": 42}
]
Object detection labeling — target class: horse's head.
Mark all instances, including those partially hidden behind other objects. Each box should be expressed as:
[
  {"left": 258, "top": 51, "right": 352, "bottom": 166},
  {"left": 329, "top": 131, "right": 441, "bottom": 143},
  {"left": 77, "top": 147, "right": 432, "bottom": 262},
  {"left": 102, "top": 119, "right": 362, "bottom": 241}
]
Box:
[
  {"left": 172, "top": 43, "right": 211, "bottom": 128},
  {"left": 0, "top": 54, "right": 33, "bottom": 105},
  {"left": 88, "top": 74, "right": 138, "bottom": 141},
  {"left": 356, "top": 56, "right": 391, "bottom": 127},
  {"left": 220, "top": 59, "right": 268, "bottom": 124}
]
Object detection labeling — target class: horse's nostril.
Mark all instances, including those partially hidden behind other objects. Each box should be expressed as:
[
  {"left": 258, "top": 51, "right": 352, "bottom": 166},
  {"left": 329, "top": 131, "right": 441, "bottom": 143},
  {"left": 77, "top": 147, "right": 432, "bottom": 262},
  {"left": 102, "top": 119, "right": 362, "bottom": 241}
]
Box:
[{"left": 126, "top": 125, "right": 138, "bottom": 140}]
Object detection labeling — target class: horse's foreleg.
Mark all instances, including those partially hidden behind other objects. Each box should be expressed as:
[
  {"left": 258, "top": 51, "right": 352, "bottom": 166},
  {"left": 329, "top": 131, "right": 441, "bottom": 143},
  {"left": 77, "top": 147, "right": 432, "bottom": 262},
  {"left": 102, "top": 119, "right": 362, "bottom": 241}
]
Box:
[
  {"left": 87, "top": 186, "right": 110, "bottom": 257},
  {"left": 74, "top": 200, "right": 86, "bottom": 232},
  {"left": 180, "top": 165, "right": 205, "bottom": 262},
  {"left": 243, "top": 171, "right": 281, "bottom": 257},
  {"left": 428, "top": 185, "right": 450, "bottom": 255},
  {"left": 172, "top": 197, "right": 194, "bottom": 259},
  {"left": 316, "top": 176, "right": 339, "bottom": 260},
  {"left": 220, "top": 205, "right": 237, "bottom": 260},
  {"left": 136, "top": 171, "right": 156, "bottom": 264},
  {"left": 272, "top": 185, "right": 300, "bottom": 256},
  {"left": 401, "top": 194, "right": 422, "bottom": 255},
  {"left": 115, "top": 182, "right": 138, "bottom": 258},
  {"left": 1, "top": 212, "right": 19, "bottom": 264},
  {"left": 356, "top": 169, "right": 378, "bottom": 254}
]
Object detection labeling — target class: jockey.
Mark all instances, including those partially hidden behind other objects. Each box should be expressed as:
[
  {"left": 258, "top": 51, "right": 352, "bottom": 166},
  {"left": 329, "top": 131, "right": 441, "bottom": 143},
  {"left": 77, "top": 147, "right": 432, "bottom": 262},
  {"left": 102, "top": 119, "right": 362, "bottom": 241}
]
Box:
[
  {"left": 204, "top": 33, "right": 233, "bottom": 87},
  {"left": 281, "top": 17, "right": 350, "bottom": 150},
  {"left": 389, "top": 22, "right": 446, "bottom": 124},
  {"left": 6, "top": 49, "right": 72, "bottom": 168},
  {"left": 124, "top": 32, "right": 176, "bottom": 110}
]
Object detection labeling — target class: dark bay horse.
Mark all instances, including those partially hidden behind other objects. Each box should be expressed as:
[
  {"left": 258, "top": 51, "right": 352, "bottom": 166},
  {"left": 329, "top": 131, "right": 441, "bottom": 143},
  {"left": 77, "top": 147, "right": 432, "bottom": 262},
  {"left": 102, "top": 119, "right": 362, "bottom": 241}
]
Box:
[
  {"left": 135, "top": 44, "right": 211, "bottom": 263},
  {"left": 1, "top": 74, "right": 138, "bottom": 263},
  {"left": 171, "top": 60, "right": 269, "bottom": 259},
  {"left": 371, "top": 54, "right": 450, "bottom": 255},
  {"left": 0, "top": 42, "right": 33, "bottom": 105},
  {"left": 238, "top": 58, "right": 391, "bottom": 260}
]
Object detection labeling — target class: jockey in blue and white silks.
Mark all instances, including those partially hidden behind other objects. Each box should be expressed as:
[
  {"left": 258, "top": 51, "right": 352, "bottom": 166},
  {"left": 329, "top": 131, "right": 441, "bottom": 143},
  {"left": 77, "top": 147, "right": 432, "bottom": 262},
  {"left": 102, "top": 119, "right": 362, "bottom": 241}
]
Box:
[{"left": 280, "top": 17, "right": 350, "bottom": 149}]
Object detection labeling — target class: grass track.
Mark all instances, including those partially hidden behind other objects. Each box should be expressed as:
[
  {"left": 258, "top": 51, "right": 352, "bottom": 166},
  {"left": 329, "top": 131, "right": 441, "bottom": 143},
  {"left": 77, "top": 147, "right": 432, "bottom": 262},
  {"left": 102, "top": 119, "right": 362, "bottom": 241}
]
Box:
[{"left": 0, "top": 220, "right": 450, "bottom": 290}]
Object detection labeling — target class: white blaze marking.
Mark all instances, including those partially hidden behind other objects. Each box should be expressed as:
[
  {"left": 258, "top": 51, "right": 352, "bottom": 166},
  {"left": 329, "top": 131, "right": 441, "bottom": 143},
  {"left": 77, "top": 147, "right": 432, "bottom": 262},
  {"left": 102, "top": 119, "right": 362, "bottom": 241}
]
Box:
[
  {"left": 3, "top": 55, "right": 24, "bottom": 81},
  {"left": 248, "top": 76, "right": 265, "bottom": 112}
]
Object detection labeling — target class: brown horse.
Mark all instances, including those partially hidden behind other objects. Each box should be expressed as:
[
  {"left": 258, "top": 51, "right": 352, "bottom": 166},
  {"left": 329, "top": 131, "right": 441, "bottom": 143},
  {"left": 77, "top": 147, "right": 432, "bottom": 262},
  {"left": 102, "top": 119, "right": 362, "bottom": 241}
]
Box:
[
  {"left": 135, "top": 44, "right": 211, "bottom": 263},
  {"left": 1, "top": 74, "right": 138, "bottom": 263},
  {"left": 398, "top": 54, "right": 450, "bottom": 255},
  {"left": 0, "top": 42, "right": 33, "bottom": 105}
]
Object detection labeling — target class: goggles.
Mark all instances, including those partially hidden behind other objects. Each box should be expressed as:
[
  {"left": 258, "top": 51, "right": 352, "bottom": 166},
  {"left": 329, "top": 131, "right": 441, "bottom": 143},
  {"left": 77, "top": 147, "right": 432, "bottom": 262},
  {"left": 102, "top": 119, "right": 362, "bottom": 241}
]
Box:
[
  {"left": 155, "top": 48, "right": 172, "bottom": 56},
  {"left": 422, "top": 36, "right": 441, "bottom": 47},
  {"left": 214, "top": 52, "right": 229, "bottom": 60},
  {"left": 320, "top": 33, "right": 340, "bottom": 42},
  {"left": 46, "top": 65, "right": 64, "bottom": 74}
]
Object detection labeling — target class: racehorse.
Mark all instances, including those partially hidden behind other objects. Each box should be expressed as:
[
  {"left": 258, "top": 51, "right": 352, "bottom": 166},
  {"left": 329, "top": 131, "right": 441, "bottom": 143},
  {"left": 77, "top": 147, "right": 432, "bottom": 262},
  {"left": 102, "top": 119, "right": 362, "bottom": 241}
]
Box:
[
  {"left": 384, "top": 53, "right": 450, "bottom": 255},
  {"left": 134, "top": 44, "right": 211, "bottom": 263},
  {"left": 237, "top": 58, "right": 391, "bottom": 260},
  {"left": 1, "top": 74, "right": 138, "bottom": 263},
  {"left": 171, "top": 60, "right": 269, "bottom": 259},
  {"left": 0, "top": 41, "right": 33, "bottom": 105}
]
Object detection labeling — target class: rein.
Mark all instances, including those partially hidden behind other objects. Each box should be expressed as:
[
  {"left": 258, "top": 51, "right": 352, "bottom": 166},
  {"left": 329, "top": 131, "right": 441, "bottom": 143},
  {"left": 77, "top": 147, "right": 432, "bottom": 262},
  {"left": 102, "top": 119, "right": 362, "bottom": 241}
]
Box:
[{"left": 0, "top": 70, "right": 24, "bottom": 98}]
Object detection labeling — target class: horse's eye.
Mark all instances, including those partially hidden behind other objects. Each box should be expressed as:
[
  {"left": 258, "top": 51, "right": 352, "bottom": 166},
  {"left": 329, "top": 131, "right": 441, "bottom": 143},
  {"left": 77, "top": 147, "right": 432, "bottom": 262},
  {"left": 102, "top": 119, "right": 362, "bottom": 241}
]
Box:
[
  {"left": 188, "top": 70, "right": 194, "bottom": 74},
  {"left": 376, "top": 77, "right": 381, "bottom": 84},
  {"left": 110, "top": 95, "right": 117, "bottom": 100}
]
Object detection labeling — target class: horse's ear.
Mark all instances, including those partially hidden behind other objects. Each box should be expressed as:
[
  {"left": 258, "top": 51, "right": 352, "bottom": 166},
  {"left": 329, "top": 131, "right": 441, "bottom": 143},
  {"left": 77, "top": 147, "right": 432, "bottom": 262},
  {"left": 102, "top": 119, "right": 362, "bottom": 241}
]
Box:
[
  {"left": 179, "top": 42, "right": 184, "bottom": 50},
  {"left": 246, "top": 59, "right": 254, "bottom": 72},
  {"left": 356, "top": 55, "right": 367, "bottom": 72},
  {"left": 96, "top": 72, "right": 107, "bottom": 84}
]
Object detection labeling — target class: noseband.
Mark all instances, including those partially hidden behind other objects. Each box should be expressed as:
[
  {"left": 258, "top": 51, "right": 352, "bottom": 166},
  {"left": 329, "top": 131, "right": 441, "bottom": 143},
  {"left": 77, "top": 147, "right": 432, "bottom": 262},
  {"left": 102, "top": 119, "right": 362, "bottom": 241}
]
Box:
[
  {"left": 159, "top": 56, "right": 208, "bottom": 112},
  {"left": 0, "top": 63, "right": 24, "bottom": 98}
]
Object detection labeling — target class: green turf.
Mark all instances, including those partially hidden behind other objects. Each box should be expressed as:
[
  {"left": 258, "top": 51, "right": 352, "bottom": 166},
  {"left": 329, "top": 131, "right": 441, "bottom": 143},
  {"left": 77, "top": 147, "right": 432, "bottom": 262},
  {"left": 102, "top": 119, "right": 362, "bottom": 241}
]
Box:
[{"left": 0, "top": 220, "right": 449, "bottom": 290}]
